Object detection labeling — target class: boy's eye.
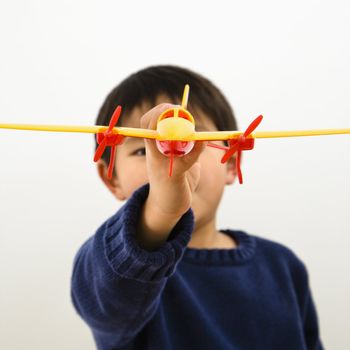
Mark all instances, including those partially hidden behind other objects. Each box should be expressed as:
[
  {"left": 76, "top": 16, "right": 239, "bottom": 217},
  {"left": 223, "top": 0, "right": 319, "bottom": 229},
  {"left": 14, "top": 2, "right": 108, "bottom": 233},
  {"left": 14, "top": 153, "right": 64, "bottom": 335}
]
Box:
[{"left": 132, "top": 147, "right": 146, "bottom": 156}]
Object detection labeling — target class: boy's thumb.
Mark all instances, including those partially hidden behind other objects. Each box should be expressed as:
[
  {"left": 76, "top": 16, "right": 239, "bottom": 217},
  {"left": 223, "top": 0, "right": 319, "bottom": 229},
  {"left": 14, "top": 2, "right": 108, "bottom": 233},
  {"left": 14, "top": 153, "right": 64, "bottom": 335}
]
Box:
[{"left": 175, "top": 141, "right": 207, "bottom": 173}]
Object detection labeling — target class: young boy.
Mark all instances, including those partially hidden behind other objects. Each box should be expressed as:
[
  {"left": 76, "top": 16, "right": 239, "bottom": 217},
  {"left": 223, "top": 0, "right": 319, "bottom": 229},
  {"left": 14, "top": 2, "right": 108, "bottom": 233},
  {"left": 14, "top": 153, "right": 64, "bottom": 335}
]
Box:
[{"left": 71, "top": 65, "right": 324, "bottom": 349}]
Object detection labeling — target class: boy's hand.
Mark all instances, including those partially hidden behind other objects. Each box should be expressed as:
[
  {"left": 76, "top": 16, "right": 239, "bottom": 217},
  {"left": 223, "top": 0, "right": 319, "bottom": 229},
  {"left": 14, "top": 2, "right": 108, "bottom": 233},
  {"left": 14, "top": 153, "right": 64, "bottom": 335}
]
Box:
[{"left": 137, "top": 104, "right": 206, "bottom": 250}]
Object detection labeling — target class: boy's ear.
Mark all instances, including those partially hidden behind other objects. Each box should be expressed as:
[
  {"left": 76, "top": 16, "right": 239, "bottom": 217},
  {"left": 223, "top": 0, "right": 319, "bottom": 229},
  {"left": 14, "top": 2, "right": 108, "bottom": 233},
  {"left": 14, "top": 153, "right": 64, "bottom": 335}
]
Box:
[
  {"left": 96, "top": 160, "right": 126, "bottom": 200},
  {"left": 225, "top": 155, "right": 237, "bottom": 185}
]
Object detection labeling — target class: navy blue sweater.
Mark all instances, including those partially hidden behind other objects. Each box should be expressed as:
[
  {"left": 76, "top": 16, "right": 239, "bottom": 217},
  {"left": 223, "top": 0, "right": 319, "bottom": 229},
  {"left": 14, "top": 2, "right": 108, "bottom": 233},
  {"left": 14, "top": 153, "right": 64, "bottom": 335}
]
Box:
[{"left": 71, "top": 184, "right": 323, "bottom": 350}]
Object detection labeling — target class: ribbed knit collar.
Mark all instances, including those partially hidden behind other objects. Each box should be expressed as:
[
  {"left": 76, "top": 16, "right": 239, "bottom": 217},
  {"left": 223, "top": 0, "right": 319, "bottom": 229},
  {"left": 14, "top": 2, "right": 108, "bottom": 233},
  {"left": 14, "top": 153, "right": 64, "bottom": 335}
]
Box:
[
  {"left": 125, "top": 183, "right": 257, "bottom": 267},
  {"left": 182, "top": 230, "right": 256, "bottom": 266}
]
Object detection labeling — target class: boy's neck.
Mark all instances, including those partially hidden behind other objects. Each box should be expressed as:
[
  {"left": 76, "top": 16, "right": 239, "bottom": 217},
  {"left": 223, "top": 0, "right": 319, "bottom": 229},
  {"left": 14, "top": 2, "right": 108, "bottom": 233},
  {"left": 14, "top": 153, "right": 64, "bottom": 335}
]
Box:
[{"left": 187, "top": 218, "right": 237, "bottom": 250}]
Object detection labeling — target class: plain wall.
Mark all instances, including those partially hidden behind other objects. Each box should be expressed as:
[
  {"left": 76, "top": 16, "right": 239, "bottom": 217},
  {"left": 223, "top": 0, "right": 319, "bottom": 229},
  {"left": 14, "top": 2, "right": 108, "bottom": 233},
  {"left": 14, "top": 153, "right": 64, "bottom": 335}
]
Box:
[{"left": 0, "top": 1, "right": 349, "bottom": 349}]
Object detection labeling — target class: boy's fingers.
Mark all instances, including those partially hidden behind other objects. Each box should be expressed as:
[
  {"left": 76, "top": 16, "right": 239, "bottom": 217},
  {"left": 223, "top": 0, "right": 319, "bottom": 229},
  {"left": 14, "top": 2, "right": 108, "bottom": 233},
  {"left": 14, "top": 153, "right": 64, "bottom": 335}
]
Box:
[
  {"left": 174, "top": 141, "right": 207, "bottom": 173},
  {"left": 184, "top": 140, "right": 207, "bottom": 163},
  {"left": 141, "top": 103, "right": 176, "bottom": 156},
  {"left": 139, "top": 104, "right": 206, "bottom": 172},
  {"left": 140, "top": 103, "right": 174, "bottom": 130}
]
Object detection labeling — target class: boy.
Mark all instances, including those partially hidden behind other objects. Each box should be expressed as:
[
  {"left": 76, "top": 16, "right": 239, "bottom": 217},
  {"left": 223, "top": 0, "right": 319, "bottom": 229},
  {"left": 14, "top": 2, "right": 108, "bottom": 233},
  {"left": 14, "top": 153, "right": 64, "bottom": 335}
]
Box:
[{"left": 71, "top": 65, "right": 323, "bottom": 349}]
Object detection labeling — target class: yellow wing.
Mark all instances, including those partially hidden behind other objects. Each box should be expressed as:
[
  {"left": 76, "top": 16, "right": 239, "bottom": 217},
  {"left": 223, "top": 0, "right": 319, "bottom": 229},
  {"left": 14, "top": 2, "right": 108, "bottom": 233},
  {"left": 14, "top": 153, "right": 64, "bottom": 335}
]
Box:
[
  {"left": 0, "top": 123, "right": 159, "bottom": 139},
  {"left": 192, "top": 129, "right": 350, "bottom": 141},
  {"left": 1, "top": 123, "right": 350, "bottom": 140}
]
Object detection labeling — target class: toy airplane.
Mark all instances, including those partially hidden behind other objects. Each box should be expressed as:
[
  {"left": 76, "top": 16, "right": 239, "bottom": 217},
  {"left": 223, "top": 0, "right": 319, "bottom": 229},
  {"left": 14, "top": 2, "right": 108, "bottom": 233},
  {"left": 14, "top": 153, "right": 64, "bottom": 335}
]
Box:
[{"left": 1, "top": 84, "right": 349, "bottom": 184}]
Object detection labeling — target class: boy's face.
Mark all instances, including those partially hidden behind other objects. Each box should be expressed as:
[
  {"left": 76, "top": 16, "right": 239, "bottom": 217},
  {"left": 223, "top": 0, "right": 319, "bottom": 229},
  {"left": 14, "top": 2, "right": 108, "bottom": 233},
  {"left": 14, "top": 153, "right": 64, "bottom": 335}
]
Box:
[{"left": 97, "top": 97, "right": 236, "bottom": 227}]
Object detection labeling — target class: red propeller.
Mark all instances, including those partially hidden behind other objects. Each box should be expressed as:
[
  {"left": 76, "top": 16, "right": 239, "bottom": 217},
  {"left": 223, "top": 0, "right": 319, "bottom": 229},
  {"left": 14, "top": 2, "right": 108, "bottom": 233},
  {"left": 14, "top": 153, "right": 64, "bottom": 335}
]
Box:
[
  {"left": 93, "top": 105, "right": 125, "bottom": 179},
  {"left": 221, "top": 115, "right": 263, "bottom": 184}
]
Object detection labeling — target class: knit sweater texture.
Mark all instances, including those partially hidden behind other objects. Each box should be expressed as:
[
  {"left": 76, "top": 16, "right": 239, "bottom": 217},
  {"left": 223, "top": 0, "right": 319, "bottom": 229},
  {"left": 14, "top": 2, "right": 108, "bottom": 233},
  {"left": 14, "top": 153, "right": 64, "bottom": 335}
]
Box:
[{"left": 71, "top": 184, "right": 323, "bottom": 350}]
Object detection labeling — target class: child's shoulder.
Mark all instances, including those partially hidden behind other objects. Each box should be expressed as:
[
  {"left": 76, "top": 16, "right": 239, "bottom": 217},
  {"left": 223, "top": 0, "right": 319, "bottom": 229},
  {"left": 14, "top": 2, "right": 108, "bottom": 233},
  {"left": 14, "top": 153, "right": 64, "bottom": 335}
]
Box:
[
  {"left": 253, "top": 233, "right": 300, "bottom": 256},
  {"left": 246, "top": 231, "right": 309, "bottom": 278}
]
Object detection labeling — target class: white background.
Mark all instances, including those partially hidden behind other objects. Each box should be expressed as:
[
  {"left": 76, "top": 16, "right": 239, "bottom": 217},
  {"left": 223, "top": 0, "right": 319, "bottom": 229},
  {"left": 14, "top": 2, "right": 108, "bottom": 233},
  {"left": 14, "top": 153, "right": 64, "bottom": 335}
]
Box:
[{"left": 0, "top": 1, "right": 349, "bottom": 349}]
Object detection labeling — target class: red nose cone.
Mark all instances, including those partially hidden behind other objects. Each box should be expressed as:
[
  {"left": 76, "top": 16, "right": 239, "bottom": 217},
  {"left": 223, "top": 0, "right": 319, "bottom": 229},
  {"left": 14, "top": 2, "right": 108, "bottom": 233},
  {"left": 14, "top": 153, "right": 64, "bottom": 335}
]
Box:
[{"left": 156, "top": 140, "right": 195, "bottom": 157}]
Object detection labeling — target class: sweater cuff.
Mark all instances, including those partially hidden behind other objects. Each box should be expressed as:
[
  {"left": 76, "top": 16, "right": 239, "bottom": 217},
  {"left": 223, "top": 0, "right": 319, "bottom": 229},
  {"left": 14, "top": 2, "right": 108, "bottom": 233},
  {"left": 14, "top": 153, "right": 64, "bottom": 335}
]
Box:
[{"left": 104, "top": 183, "right": 194, "bottom": 282}]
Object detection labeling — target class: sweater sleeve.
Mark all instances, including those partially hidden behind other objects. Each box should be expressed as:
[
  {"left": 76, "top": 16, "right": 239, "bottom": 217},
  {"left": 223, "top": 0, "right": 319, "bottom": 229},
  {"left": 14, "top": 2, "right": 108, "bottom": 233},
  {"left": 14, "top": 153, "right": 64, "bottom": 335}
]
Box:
[
  {"left": 71, "top": 183, "right": 194, "bottom": 349},
  {"left": 290, "top": 256, "right": 324, "bottom": 350}
]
